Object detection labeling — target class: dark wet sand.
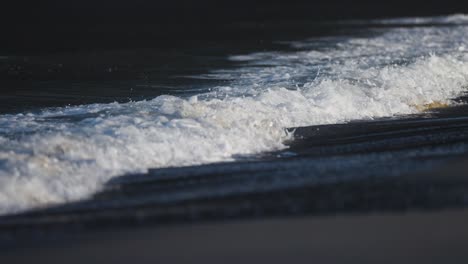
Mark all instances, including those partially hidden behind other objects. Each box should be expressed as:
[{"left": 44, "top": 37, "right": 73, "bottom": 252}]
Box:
[{"left": 1, "top": 208, "right": 468, "bottom": 263}]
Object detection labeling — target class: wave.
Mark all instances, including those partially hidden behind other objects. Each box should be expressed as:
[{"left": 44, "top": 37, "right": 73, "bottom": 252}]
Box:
[{"left": 0, "top": 15, "right": 468, "bottom": 214}]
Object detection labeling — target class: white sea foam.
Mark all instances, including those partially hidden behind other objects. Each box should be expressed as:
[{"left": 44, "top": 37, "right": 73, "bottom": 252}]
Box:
[
  {"left": 376, "top": 14, "right": 468, "bottom": 25},
  {"left": 1, "top": 15, "right": 468, "bottom": 214},
  {"left": 323, "top": 13, "right": 468, "bottom": 26}
]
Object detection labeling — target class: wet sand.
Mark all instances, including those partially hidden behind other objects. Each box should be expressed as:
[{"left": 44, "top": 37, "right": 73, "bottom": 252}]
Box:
[{"left": 1, "top": 207, "right": 468, "bottom": 263}]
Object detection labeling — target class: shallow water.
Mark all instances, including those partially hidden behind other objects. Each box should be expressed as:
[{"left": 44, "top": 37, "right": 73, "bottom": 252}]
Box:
[{"left": 1, "top": 15, "right": 468, "bottom": 218}]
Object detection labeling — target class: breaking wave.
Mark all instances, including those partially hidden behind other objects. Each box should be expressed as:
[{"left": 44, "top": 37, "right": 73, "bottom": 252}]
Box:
[{"left": 0, "top": 15, "right": 468, "bottom": 214}]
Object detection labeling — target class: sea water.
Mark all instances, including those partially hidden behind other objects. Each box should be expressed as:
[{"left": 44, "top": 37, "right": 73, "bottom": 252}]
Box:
[{"left": 0, "top": 15, "right": 468, "bottom": 214}]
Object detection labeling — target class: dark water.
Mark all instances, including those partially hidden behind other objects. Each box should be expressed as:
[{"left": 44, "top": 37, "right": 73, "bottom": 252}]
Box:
[{"left": 0, "top": 21, "right": 354, "bottom": 114}]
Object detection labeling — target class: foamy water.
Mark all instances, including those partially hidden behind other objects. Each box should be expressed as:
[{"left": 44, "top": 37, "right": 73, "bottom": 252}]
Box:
[{"left": 1, "top": 15, "right": 468, "bottom": 214}]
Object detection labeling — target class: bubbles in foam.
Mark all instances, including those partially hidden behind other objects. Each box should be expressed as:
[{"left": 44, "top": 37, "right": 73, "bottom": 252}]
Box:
[{"left": 1, "top": 15, "right": 468, "bottom": 214}]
